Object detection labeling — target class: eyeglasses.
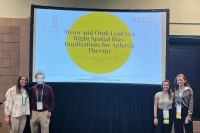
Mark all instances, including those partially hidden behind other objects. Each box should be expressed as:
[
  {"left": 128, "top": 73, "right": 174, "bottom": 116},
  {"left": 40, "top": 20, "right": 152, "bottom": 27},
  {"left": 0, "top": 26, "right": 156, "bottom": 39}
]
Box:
[{"left": 36, "top": 78, "right": 44, "bottom": 80}]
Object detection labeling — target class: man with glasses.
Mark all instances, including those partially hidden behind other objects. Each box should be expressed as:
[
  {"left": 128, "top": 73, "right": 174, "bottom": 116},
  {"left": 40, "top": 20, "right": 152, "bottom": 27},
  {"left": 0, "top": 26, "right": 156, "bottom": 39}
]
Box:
[{"left": 29, "top": 70, "right": 55, "bottom": 133}]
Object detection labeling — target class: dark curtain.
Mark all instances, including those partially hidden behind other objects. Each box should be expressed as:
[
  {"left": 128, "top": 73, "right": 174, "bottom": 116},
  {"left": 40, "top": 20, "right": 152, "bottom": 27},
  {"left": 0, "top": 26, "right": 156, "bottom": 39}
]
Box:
[
  {"left": 50, "top": 83, "right": 160, "bottom": 133},
  {"left": 168, "top": 36, "right": 200, "bottom": 119},
  {"left": 24, "top": 83, "right": 160, "bottom": 133}
]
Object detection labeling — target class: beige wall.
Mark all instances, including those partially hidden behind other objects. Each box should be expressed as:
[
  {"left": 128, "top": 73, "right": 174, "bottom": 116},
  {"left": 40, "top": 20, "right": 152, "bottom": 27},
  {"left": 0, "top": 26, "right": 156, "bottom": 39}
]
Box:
[
  {"left": 0, "top": 0, "right": 74, "bottom": 18},
  {"left": 0, "top": 0, "right": 200, "bottom": 35},
  {"left": 0, "top": 17, "right": 30, "bottom": 133}
]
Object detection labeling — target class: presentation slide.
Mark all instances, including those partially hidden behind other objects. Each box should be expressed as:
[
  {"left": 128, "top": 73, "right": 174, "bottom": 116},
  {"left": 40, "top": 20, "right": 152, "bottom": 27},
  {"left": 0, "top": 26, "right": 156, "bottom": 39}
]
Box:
[{"left": 31, "top": 7, "right": 167, "bottom": 84}]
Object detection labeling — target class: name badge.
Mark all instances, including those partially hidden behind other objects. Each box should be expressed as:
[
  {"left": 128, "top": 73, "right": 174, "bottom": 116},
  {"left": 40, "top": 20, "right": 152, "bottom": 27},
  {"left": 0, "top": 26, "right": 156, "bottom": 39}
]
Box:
[
  {"left": 163, "top": 109, "right": 169, "bottom": 124},
  {"left": 37, "top": 101, "right": 43, "bottom": 110},
  {"left": 163, "top": 109, "right": 169, "bottom": 118},
  {"left": 21, "top": 105, "right": 26, "bottom": 115},
  {"left": 176, "top": 105, "right": 181, "bottom": 119}
]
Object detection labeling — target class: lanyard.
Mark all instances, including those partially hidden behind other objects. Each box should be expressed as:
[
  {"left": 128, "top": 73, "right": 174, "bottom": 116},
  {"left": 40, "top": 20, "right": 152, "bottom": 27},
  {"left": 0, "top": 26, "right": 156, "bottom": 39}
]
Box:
[
  {"left": 21, "top": 89, "right": 27, "bottom": 105},
  {"left": 36, "top": 88, "right": 44, "bottom": 101},
  {"left": 176, "top": 87, "right": 184, "bottom": 105},
  {"left": 162, "top": 91, "right": 170, "bottom": 109}
]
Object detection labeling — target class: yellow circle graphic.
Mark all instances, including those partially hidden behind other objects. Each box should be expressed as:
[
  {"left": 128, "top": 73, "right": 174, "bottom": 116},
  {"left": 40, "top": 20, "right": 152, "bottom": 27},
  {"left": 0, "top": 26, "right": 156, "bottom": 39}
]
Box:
[{"left": 66, "top": 12, "right": 133, "bottom": 74}]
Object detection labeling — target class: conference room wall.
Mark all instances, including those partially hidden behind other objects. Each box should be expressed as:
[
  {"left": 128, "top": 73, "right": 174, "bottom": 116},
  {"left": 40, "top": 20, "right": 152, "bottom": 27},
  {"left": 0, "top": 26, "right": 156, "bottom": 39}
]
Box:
[{"left": 0, "top": 0, "right": 200, "bottom": 35}]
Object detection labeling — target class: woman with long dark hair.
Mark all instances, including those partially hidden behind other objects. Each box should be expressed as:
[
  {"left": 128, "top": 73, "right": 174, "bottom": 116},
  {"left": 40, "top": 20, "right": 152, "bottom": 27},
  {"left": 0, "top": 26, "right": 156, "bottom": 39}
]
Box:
[
  {"left": 154, "top": 79, "right": 174, "bottom": 133},
  {"left": 4, "top": 75, "right": 30, "bottom": 133}
]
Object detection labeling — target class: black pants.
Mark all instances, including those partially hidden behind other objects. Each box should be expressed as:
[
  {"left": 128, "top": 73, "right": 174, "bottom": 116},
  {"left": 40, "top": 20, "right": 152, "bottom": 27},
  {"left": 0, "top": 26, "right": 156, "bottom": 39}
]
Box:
[
  {"left": 155, "top": 108, "right": 173, "bottom": 133},
  {"left": 174, "top": 106, "right": 193, "bottom": 133}
]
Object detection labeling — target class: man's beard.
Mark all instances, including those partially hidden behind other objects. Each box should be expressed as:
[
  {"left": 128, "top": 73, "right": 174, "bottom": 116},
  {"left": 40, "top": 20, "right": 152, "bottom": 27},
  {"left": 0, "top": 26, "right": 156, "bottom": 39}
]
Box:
[{"left": 37, "top": 81, "right": 44, "bottom": 85}]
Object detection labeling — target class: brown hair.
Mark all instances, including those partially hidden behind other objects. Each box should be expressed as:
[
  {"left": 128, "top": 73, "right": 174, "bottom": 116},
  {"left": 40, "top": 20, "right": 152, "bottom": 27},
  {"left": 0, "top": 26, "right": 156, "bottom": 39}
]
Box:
[
  {"left": 16, "top": 75, "right": 29, "bottom": 94},
  {"left": 174, "top": 73, "right": 191, "bottom": 89},
  {"left": 162, "top": 79, "right": 173, "bottom": 99}
]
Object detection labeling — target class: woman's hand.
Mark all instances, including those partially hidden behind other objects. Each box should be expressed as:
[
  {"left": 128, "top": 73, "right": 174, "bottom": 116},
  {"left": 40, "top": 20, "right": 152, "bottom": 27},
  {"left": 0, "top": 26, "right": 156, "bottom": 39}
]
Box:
[
  {"left": 4, "top": 116, "right": 9, "bottom": 124},
  {"left": 185, "top": 119, "right": 189, "bottom": 124},
  {"left": 154, "top": 118, "right": 158, "bottom": 125}
]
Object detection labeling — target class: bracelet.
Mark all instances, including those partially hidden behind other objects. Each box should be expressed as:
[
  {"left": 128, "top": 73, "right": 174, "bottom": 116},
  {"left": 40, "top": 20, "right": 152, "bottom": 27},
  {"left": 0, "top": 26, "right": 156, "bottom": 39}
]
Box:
[{"left": 154, "top": 117, "right": 157, "bottom": 119}]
